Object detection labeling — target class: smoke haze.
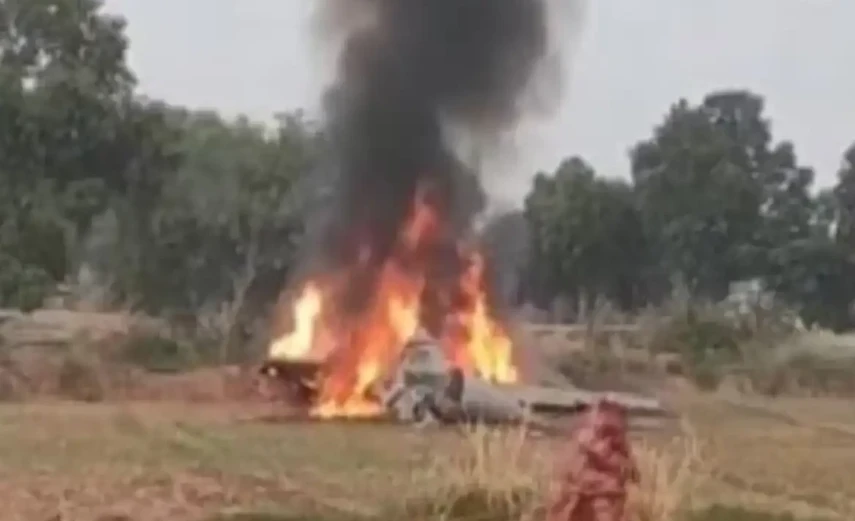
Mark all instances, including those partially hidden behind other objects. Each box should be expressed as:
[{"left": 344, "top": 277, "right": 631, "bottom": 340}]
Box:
[{"left": 296, "top": 0, "right": 586, "bottom": 330}]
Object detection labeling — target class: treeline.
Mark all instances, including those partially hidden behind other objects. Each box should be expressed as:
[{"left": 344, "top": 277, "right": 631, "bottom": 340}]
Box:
[
  {"left": 0, "top": 1, "right": 318, "bottom": 325},
  {"left": 1, "top": 1, "right": 853, "bottom": 336},
  {"left": 521, "top": 93, "right": 855, "bottom": 331}
]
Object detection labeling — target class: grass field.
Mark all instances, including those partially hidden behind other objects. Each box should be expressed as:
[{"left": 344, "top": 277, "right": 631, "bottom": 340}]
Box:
[{"left": 1, "top": 388, "right": 854, "bottom": 521}]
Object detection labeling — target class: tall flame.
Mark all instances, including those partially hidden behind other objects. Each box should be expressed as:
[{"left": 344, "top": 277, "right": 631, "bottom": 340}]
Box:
[
  {"left": 269, "top": 282, "right": 323, "bottom": 360},
  {"left": 269, "top": 187, "right": 517, "bottom": 418},
  {"left": 442, "top": 249, "right": 518, "bottom": 383}
]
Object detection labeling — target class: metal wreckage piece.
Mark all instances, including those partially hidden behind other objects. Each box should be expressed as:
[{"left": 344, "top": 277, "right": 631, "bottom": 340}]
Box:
[
  {"left": 257, "top": 331, "right": 529, "bottom": 424},
  {"left": 378, "top": 331, "right": 529, "bottom": 426},
  {"left": 259, "top": 330, "right": 665, "bottom": 426},
  {"left": 379, "top": 332, "right": 665, "bottom": 427}
]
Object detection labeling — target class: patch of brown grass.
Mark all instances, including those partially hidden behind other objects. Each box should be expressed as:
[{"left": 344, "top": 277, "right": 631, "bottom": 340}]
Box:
[
  {"left": 397, "top": 421, "right": 704, "bottom": 521},
  {"left": 0, "top": 467, "right": 301, "bottom": 521},
  {"left": 1, "top": 394, "right": 854, "bottom": 520},
  {"left": 400, "top": 425, "right": 548, "bottom": 521},
  {"left": 627, "top": 424, "right": 704, "bottom": 521},
  {"left": 672, "top": 392, "right": 855, "bottom": 519}
]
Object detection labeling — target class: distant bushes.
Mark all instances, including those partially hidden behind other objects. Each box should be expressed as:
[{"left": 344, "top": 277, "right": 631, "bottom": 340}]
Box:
[
  {"left": 0, "top": 317, "right": 244, "bottom": 402},
  {"left": 118, "top": 331, "right": 197, "bottom": 374},
  {"left": 0, "top": 345, "right": 127, "bottom": 402},
  {"left": 648, "top": 309, "right": 746, "bottom": 390},
  {"left": 550, "top": 301, "right": 855, "bottom": 397},
  {"left": 730, "top": 350, "right": 855, "bottom": 397}
]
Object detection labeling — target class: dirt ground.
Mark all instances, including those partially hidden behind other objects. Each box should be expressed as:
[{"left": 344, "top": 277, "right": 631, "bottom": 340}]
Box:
[
  {"left": 3, "top": 312, "right": 853, "bottom": 519},
  {"left": 1, "top": 387, "right": 854, "bottom": 521}
]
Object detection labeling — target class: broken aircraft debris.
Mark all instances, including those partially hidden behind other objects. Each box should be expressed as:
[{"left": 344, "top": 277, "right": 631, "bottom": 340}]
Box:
[{"left": 259, "top": 329, "right": 666, "bottom": 427}]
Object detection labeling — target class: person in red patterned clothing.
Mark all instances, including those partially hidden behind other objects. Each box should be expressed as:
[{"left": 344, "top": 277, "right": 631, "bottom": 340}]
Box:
[{"left": 546, "top": 399, "right": 640, "bottom": 521}]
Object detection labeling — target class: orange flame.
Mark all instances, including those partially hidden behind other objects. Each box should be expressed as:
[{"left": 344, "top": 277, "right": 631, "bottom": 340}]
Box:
[
  {"left": 269, "top": 187, "right": 517, "bottom": 418},
  {"left": 269, "top": 282, "right": 323, "bottom": 360},
  {"left": 443, "top": 249, "right": 518, "bottom": 383}
]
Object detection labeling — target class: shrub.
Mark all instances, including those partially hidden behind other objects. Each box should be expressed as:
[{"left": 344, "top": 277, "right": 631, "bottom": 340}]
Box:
[
  {"left": 737, "top": 351, "right": 855, "bottom": 397},
  {"left": 56, "top": 350, "right": 109, "bottom": 401},
  {"left": 0, "top": 252, "right": 56, "bottom": 311},
  {"left": 650, "top": 309, "right": 743, "bottom": 358},
  {"left": 118, "top": 332, "right": 196, "bottom": 373},
  {"left": 647, "top": 308, "right": 747, "bottom": 390}
]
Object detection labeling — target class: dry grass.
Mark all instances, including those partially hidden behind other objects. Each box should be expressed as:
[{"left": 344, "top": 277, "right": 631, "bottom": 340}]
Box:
[
  {"left": 400, "top": 422, "right": 703, "bottom": 521},
  {"left": 626, "top": 424, "right": 703, "bottom": 521},
  {"left": 0, "top": 392, "right": 853, "bottom": 521},
  {"left": 400, "top": 425, "right": 550, "bottom": 521},
  {"left": 671, "top": 392, "right": 855, "bottom": 519}
]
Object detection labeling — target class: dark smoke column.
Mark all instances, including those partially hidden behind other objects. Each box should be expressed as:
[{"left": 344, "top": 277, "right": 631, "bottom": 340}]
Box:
[{"left": 315, "top": 0, "right": 554, "bottom": 318}]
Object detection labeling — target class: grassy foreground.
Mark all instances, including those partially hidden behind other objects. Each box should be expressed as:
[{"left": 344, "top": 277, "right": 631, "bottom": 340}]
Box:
[{"left": 0, "top": 391, "right": 853, "bottom": 521}]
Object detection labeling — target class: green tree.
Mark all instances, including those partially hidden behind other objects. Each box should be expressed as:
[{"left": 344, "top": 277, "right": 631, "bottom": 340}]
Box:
[
  {"left": 763, "top": 144, "right": 855, "bottom": 331},
  {"left": 0, "top": 0, "right": 139, "bottom": 306},
  {"left": 523, "top": 157, "right": 647, "bottom": 313},
  {"left": 835, "top": 143, "right": 855, "bottom": 247},
  {"left": 632, "top": 90, "right": 819, "bottom": 302},
  {"left": 0, "top": 0, "right": 134, "bottom": 194},
  {"left": 755, "top": 142, "right": 819, "bottom": 301},
  {"left": 80, "top": 110, "right": 319, "bottom": 357}
]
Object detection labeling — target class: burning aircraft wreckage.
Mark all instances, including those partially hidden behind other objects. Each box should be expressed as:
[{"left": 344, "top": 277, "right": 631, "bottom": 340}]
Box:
[
  {"left": 260, "top": 327, "right": 665, "bottom": 428},
  {"left": 258, "top": 0, "right": 664, "bottom": 428}
]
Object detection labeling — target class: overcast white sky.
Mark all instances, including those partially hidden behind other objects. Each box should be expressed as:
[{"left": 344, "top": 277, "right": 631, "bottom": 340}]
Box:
[{"left": 103, "top": 0, "right": 855, "bottom": 203}]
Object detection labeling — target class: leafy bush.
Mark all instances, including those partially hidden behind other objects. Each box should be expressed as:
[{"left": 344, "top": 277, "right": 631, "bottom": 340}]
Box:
[
  {"left": 554, "top": 345, "right": 659, "bottom": 393},
  {"left": 118, "top": 332, "right": 197, "bottom": 374},
  {"left": 0, "top": 253, "right": 54, "bottom": 311},
  {"left": 651, "top": 309, "right": 743, "bottom": 358},
  {"left": 648, "top": 308, "right": 746, "bottom": 389}
]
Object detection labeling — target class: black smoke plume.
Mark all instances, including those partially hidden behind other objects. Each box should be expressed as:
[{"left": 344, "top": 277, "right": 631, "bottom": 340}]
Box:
[{"left": 308, "top": 0, "right": 562, "bottom": 329}]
